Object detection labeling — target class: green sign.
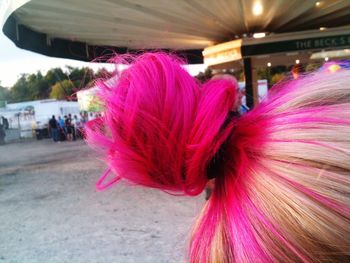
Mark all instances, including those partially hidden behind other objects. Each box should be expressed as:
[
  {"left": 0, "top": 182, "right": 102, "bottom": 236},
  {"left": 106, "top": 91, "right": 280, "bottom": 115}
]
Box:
[{"left": 242, "top": 34, "right": 350, "bottom": 57}]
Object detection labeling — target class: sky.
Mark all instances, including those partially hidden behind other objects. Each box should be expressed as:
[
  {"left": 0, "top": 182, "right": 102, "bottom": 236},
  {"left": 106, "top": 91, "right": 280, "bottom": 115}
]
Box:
[{"left": 0, "top": 31, "right": 206, "bottom": 88}]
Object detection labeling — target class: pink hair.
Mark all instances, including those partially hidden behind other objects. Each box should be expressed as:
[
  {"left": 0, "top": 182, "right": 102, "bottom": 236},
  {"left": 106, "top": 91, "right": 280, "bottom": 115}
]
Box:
[
  {"left": 85, "top": 52, "right": 237, "bottom": 195},
  {"left": 86, "top": 53, "right": 350, "bottom": 262}
]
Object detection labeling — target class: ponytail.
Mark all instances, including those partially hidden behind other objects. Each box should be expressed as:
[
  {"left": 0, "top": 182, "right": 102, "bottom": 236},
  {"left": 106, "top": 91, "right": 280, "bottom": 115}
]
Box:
[{"left": 86, "top": 53, "right": 350, "bottom": 262}]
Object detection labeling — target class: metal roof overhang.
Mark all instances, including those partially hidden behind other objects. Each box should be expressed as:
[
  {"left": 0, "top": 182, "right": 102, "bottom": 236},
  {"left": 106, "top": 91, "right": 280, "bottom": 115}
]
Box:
[
  {"left": 2, "top": 14, "right": 204, "bottom": 63},
  {"left": 2, "top": 0, "right": 350, "bottom": 64}
]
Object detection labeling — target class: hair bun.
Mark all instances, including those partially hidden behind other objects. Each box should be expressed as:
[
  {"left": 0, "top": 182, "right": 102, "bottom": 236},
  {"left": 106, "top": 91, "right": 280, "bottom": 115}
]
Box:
[{"left": 86, "top": 53, "right": 238, "bottom": 195}]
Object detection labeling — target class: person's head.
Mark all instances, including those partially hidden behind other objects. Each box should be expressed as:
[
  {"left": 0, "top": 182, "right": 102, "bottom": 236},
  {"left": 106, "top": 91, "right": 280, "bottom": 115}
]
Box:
[
  {"left": 52, "top": 115, "right": 55, "bottom": 119},
  {"left": 86, "top": 53, "right": 350, "bottom": 262}
]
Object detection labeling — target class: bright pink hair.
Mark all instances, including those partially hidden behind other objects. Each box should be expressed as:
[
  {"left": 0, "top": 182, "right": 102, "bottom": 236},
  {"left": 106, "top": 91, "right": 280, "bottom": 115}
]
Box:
[
  {"left": 86, "top": 53, "right": 350, "bottom": 262},
  {"left": 86, "top": 53, "right": 237, "bottom": 195}
]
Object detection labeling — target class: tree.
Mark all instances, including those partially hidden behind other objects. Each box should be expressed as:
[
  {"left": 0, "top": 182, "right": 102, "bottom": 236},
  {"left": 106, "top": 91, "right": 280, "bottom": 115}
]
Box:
[
  {"left": 35, "top": 72, "right": 51, "bottom": 99},
  {"left": 45, "top": 68, "right": 68, "bottom": 86},
  {"left": 94, "top": 67, "right": 114, "bottom": 80},
  {"left": 0, "top": 83, "right": 10, "bottom": 105},
  {"left": 195, "top": 68, "right": 212, "bottom": 83},
  {"left": 7, "top": 65, "right": 106, "bottom": 102},
  {"left": 50, "top": 80, "right": 75, "bottom": 100},
  {"left": 305, "top": 63, "right": 321, "bottom": 72},
  {"left": 66, "top": 66, "right": 94, "bottom": 90},
  {"left": 26, "top": 72, "right": 50, "bottom": 100},
  {"left": 10, "top": 74, "right": 31, "bottom": 102},
  {"left": 271, "top": 73, "right": 286, "bottom": 85},
  {"left": 257, "top": 65, "right": 289, "bottom": 87}
]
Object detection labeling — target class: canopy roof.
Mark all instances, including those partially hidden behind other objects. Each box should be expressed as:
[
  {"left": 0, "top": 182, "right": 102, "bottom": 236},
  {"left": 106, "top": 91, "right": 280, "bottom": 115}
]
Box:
[{"left": 2, "top": 0, "right": 350, "bottom": 63}]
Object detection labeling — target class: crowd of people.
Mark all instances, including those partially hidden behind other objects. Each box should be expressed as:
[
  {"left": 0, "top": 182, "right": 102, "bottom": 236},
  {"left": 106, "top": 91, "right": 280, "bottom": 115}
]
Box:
[{"left": 48, "top": 113, "right": 100, "bottom": 142}]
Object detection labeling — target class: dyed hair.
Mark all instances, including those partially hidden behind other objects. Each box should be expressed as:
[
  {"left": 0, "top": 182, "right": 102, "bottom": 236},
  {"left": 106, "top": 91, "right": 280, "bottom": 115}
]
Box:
[{"left": 86, "top": 53, "right": 350, "bottom": 262}]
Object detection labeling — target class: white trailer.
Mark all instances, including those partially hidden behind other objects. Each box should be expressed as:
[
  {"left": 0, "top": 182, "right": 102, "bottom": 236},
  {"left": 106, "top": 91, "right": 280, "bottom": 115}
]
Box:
[{"left": 0, "top": 99, "right": 80, "bottom": 138}]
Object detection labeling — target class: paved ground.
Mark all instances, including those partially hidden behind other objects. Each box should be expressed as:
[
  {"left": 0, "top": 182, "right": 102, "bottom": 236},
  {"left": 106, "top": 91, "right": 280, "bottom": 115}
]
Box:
[{"left": 0, "top": 139, "right": 204, "bottom": 263}]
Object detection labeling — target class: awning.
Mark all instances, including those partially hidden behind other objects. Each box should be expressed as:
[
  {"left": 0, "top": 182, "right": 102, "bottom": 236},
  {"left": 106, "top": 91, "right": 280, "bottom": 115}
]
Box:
[{"left": 2, "top": 0, "right": 350, "bottom": 63}]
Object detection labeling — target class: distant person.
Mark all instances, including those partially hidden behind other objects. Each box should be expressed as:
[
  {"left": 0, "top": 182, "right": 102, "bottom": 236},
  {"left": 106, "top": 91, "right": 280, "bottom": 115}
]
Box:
[
  {"left": 0, "top": 117, "right": 5, "bottom": 145},
  {"left": 79, "top": 112, "right": 86, "bottom": 124},
  {"left": 68, "top": 114, "right": 76, "bottom": 141},
  {"left": 31, "top": 120, "right": 37, "bottom": 138},
  {"left": 65, "top": 115, "right": 73, "bottom": 141},
  {"left": 58, "top": 116, "right": 65, "bottom": 128},
  {"left": 1, "top": 116, "right": 9, "bottom": 129},
  {"left": 48, "top": 115, "right": 59, "bottom": 142},
  {"left": 57, "top": 116, "right": 66, "bottom": 141},
  {"left": 74, "top": 115, "right": 83, "bottom": 139},
  {"left": 63, "top": 115, "right": 68, "bottom": 133},
  {"left": 0, "top": 124, "right": 5, "bottom": 145},
  {"left": 72, "top": 114, "right": 80, "bottom": 140},
  {"left": 239, "top": 88, "right": 250, "bottom": 114}
]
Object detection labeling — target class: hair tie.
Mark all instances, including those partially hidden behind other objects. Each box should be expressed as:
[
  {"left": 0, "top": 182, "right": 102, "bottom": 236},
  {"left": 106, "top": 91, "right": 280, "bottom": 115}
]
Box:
[{"left": 206, "top": 110, "right": 239, "bottom": 179}]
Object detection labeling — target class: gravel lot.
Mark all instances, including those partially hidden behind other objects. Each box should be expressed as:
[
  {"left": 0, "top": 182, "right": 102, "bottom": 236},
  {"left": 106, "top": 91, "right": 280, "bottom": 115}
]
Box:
[{"left": 0, "top": 139, "right": 204, "bottom": 263}]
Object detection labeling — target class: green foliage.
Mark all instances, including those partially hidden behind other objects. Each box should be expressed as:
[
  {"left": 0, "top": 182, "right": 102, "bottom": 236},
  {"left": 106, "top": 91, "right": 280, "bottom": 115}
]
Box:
[
  {"left": 195, "top": 68, "right": 212, "bottom": 83},
  {"left": 0, "top": 85, "right": 10, "bottom": 102},
  {"left": 271, "top": 73, "right": 286, "bottom": 85},
  {"left": 305, "top": 63, "right": 321, "bottom": 72},
  {"left": 87, "top": 96, "right": 103, "bottom": 112},
  {"left": 257, "top": 65, "right": 289, "bottom": 87},
  {"left": 7, "top": 66, "right": 112, "bottom": 102},
  {"left": 45, "top": 68, "right": 68, "bottom": 86},
  {"left": 10, "top": 74, "right": 32, "bottom": 102},
  {"left": 50, "top": 80, "right": 75, "bottom": 100},
  {"left": 67, "top": 66, "right": 95, "bottom": 89},
  {"left": 94, "top": 68, "right": 114, "bottom": 80},
  {"left": 233, "top": 69, "right": 244, "bottom": 82}
]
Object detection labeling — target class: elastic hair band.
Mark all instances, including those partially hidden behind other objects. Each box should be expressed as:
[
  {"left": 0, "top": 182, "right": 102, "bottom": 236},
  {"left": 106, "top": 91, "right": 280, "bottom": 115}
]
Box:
[
  {"left": 206, "top": 110, "right": 239, "bottom": 179},
  {"left": 96, "top": 167, "right": 121, "bottom": 191}
]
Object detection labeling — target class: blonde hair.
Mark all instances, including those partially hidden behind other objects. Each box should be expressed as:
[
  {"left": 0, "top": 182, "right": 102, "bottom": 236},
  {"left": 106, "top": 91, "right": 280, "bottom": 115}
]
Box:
[{"left": 190, "top": 70, "right": 350, "bottom": 262}]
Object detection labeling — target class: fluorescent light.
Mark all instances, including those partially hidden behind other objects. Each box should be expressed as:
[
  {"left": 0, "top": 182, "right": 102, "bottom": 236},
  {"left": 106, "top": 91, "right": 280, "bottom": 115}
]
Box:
[
  {"left": 296, "top": 59, "right": 300, "bottom": 64},
  {"left": 252, "top": 2, "right": 263, "bottom": 16},
  {"left": 319, "top": 27, "right": 326, "bottom": 31},
  {"left": 267, "top": 62, "right": 271, "bottom": 67},
  {"left": 253, "top": 32, "right": 266, "bottom": 38}
]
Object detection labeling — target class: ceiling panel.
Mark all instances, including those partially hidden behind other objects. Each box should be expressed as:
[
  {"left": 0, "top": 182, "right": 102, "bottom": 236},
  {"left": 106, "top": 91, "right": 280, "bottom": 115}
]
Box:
[{"left": 9, "top": 0, "right": 348, "bottom": 49}]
